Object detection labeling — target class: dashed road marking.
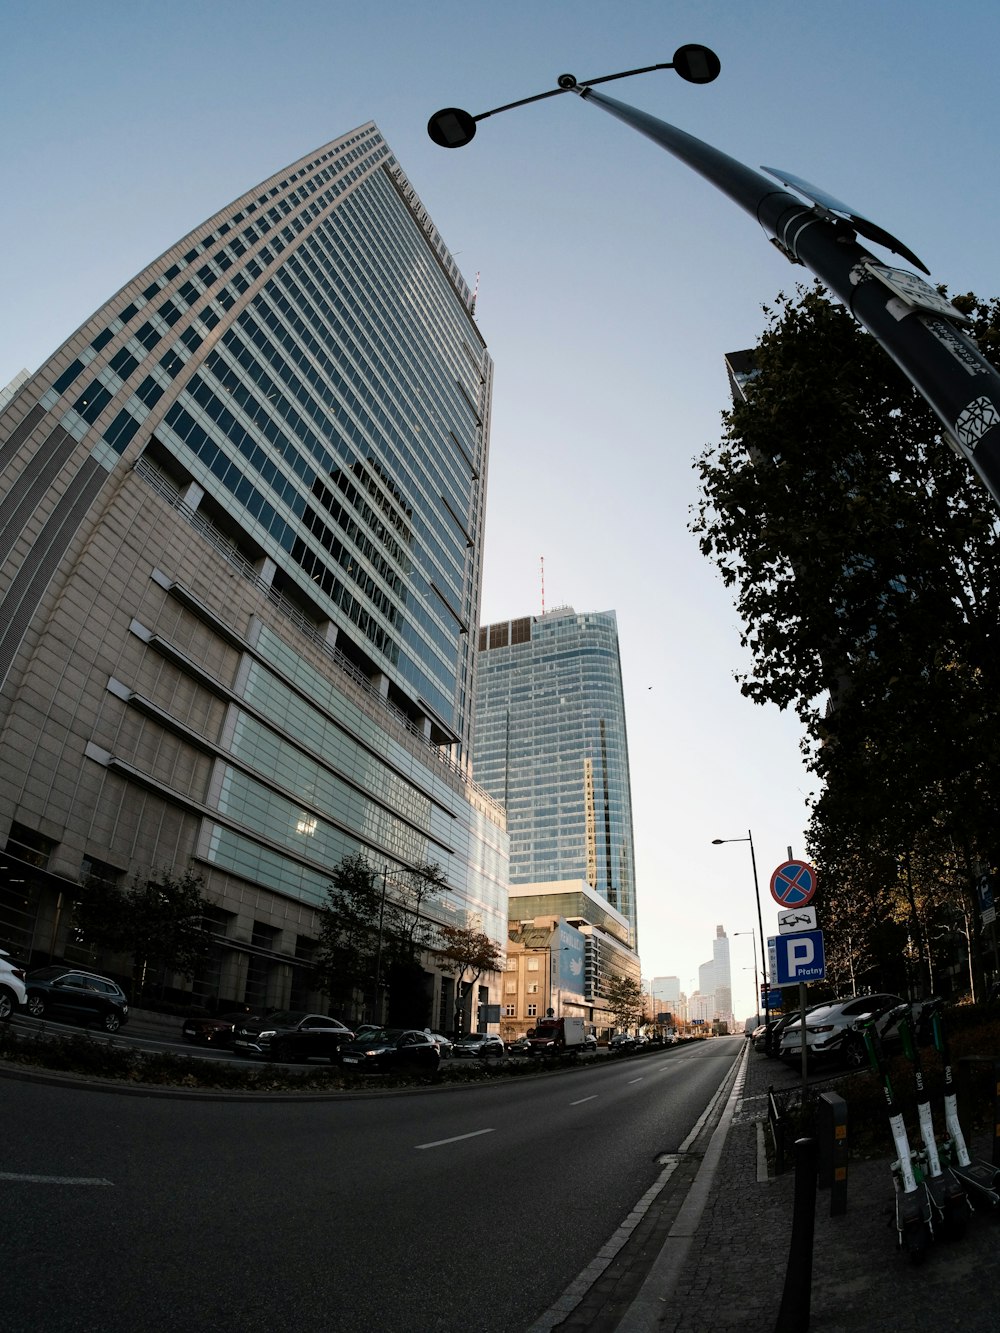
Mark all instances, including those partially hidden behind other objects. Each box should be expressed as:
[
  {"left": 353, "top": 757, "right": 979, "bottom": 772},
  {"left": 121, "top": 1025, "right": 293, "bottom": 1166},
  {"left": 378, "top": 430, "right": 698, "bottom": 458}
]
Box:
[{"left": 414, "top": 1128, "right": 495, "bottom": 1150}]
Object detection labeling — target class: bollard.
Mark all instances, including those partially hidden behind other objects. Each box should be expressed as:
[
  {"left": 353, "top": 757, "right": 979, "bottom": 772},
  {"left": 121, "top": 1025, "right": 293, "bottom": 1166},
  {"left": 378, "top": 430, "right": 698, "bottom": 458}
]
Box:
[
  {"left": 774, "top": 1136, "right": 819, "bottom": 1333},
  {"left": 768, "top": 1086, "right": 786, "bottom": 1175},
  {"left": 817, "top": 1091, "right": 848, "bottom": 1216}
]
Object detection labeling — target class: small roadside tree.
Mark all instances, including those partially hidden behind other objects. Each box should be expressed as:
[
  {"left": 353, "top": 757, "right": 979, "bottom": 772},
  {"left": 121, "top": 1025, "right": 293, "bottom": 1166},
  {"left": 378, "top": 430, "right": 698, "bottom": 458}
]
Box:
[
  {"left": 436, "top": 923, "right": 504, "bottom": 1039},
  {"left": 604, "top": 974, "right": 643, "bottom": 1035},
  {"left": 314, "top": 853, "right": 384, "bottom": 1021},
  {"left": 73, "top": 866, "right": 213, "bottom": 1001},
  {"left": 382, "top": 862, "right": 447, "bottom": 1026}
]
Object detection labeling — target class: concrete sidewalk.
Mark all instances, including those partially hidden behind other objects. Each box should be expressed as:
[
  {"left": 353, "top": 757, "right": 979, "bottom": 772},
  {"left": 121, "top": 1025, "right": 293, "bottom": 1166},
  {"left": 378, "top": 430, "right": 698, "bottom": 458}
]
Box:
[{"left": 643, "top": 1041, "right": 1000, "bottom": 1333}]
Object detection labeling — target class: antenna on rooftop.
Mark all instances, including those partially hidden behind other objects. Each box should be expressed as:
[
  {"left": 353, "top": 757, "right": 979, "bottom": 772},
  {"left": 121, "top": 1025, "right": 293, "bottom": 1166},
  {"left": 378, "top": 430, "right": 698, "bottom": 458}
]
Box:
[{"left": 540, "top": 555, "right": 545, "bottom": 617}]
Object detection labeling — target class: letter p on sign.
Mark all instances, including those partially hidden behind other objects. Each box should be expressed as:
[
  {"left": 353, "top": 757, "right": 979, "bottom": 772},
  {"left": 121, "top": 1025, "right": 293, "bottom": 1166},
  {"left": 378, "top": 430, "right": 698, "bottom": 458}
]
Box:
[{"left": 789, "top": 937, "right": 815, "bottom": 971}]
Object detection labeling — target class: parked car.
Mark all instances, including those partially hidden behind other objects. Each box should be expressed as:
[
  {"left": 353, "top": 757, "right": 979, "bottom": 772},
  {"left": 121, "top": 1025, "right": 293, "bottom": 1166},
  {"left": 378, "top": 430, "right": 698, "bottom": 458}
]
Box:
[
  {"left": 232, "top": 1011, "right": 354, "bottom": 1062},
  {"left": 24, "top": 966, "right": 128, "bottom": 1032},
  {"left": 0, "top": 947, "right": 27, "bottom": 1021},
  {"left": 453, "top": 1033, "right": 505, "bottom": 1059},
  {"left": 339, "top": 1028, "right": 441, "bottom": 1075},
  {"left": 424, "top": 1031, "right": 453, "bottom": 1058},
  {"left": 609, "top": 1033, "right": 635, "bottom": 1052},
  {"left": 749, "top": 1023, "right": 769, "bottom": 1052},
  {"left": 506, "top": 1035, "right": 534, "bottom": 1055},
  {"left": 779, "top": 994, "right": 910, "bottom": 1067},
  {"left": 181, "top": 1010, "right": 257, "bottom": 1046}
]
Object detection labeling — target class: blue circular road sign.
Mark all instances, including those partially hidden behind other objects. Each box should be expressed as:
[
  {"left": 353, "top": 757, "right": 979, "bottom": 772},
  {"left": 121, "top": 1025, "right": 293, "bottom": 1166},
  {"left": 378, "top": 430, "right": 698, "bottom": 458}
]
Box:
[{"left": 770, "top": 860, "right": 818, "bottom": 908}]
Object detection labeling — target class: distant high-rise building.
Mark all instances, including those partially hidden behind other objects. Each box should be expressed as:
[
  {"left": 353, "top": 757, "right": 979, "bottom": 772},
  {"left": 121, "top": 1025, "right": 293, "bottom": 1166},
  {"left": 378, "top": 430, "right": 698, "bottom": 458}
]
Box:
[
  {"left": 696, "top": 925, "right": 733, "bottom": 1022},
  {"left": 0, "top": 123, "right": 507, "bottom": 1026},
  {"left": 652, "top": 976, "right": 681, "bottom": 1008},
  {"left": 473, "top": 607, "right": 638, "bottom": 946}
]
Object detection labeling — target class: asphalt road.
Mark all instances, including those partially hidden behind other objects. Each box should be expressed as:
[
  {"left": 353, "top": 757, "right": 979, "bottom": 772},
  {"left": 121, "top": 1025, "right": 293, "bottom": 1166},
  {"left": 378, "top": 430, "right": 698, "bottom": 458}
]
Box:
[{"left": 1, "top": 1037, "right": 741, "bottom": 1332}]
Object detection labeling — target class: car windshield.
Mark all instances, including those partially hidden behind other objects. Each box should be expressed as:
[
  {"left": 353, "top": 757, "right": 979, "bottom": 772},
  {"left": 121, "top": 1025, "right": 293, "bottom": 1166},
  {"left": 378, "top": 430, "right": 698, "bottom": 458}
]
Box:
[
  {"left": 28, "top": 966, "right": 68, "bottom": 980},
  {"left": 358, "top": 1029, "right": 404, "bottom": 1044}
]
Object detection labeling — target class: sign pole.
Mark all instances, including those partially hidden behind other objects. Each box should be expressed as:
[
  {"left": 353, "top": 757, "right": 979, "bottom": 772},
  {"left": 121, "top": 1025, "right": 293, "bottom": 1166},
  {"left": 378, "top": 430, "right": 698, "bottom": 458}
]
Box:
[{"left": 799, "top": 981, "right": 808, "bottom": 1095}]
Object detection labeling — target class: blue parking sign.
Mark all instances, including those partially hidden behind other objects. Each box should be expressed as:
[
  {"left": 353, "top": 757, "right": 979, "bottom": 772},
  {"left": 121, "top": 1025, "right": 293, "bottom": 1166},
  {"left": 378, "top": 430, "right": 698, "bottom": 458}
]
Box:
[{"left": 769, "top": 930, "right": 826, "bottom": 984}]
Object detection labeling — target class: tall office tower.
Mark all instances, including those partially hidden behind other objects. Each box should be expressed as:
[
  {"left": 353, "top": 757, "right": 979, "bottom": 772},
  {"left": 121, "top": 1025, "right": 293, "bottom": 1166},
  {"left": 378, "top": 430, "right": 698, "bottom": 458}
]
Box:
[
  {"left": 712, "top": 924, "right": 732, "bottom": 1023},
  {"left": 473, "top": 607, "right": 638, "bottom": 947},
  {"left": 0, "top": 124, "right": 507, "bottom": 1021}
]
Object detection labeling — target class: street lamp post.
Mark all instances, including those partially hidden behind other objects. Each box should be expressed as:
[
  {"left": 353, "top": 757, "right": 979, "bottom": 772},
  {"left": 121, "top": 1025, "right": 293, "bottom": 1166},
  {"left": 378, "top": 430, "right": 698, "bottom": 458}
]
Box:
[
  {"left": 712, "top": 833, "right": 771, "bottom": 1051},
  {"left": 429, "top": 47, "right": 1000, "bottom": 512},
  {"left": 734, "top": 929, "right": 760, "bottom": 1027}
]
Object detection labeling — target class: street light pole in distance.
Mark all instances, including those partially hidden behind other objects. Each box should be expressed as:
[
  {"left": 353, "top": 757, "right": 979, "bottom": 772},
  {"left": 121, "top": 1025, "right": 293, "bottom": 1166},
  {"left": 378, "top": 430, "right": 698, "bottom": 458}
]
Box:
[
  {"left": 713, "top": 832, "right": 771, "bottom": 1051},
  {"left": 429, "top": 47, "right": 1000, "bottom": 512},
  {"left": 734, "top": 929, "right": 760, "bottom": 1028}
]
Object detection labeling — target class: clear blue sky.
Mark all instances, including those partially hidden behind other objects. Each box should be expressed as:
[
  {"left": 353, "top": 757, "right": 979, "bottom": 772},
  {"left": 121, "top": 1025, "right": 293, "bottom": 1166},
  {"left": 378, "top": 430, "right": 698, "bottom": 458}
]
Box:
[{"left": 4, "top": 1, "right": 999, "bottom": 1021}]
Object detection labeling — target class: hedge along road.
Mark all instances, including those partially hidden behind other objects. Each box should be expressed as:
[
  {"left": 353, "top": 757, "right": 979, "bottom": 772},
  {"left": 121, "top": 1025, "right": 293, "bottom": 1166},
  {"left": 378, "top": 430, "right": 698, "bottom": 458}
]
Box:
[{"left": 2, "top": 1035, "right": 742, "bottom": 1332}]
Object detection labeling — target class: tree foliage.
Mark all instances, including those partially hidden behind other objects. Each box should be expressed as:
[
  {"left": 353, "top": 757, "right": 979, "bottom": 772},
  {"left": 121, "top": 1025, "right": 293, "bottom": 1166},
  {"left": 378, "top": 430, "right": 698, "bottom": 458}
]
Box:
[
  {"left": 692, "top": 284, "right": 1000, "bottom": 995},
  {"left": 314, "top": 853, "right": 447, "bottom": 1024},
  {"left": 603, "top": 974, "right": 643, "bottom": 1032},
  {"left": 73, "top": 866, "right": 212, "bottom": 997},
  {"left": 436, "top": 923, "right": 504, "bottom": 1037}
]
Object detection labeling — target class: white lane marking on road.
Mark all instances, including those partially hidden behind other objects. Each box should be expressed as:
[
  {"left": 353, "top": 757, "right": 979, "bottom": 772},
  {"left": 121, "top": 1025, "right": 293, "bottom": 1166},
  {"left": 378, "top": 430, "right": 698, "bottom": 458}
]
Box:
[
  {"left": 569, "top": 1095, "right": 597, "bottom": 1106},
  {"left": 628, "top": 1078, "right": 643, "bottom": 1084},
  {"left": 0, "top": 1173, "right": 114, "bottom": 1185},
  {"left": 414, "top": 1128, "right": 495, "bottom": 1150}
]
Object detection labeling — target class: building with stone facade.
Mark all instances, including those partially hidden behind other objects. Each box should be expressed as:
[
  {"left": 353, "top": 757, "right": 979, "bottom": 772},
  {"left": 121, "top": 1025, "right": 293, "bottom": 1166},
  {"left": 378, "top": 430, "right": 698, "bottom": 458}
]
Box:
[{"left": 0, "top": 123, "right": 507, "bottom": 1030}]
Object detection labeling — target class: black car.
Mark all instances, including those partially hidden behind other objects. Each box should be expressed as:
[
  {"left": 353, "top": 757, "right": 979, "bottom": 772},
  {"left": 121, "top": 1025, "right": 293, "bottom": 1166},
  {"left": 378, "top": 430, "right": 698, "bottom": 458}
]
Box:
[
  {"left": 181, "top": 1010, "right": 258, "bottom": 1046},
  {"left": 232, "top": 1011, "right": 354, "bottom": 1062},
  {"left": 24, "top": 966, "right": 129, "bottom": 1033},
  {"left": 452, "top": 1033, "right": 505, "bottom": 1059},
  {"left": 339, "top": 1028, "right": 441, "bottom": 1076}
]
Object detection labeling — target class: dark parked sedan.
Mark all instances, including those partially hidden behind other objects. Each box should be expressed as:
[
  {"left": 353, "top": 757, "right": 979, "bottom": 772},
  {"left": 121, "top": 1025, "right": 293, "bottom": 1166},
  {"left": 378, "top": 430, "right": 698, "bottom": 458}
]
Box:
[
  {"left": 339, "top": 1028, "right": 441, "bottom": 1076},
  {"left": 181, "top": 1011, "right": 257, "bottom": 1046},
  {"left": 453, "top": 1033, "right": 505, "bottom": 1059},
  {"left": 232, "top": 1011, "right": 354, "bottom": 1062},
  {"left": 24, "top": 966, "right": 129, "bottom": 1032}
]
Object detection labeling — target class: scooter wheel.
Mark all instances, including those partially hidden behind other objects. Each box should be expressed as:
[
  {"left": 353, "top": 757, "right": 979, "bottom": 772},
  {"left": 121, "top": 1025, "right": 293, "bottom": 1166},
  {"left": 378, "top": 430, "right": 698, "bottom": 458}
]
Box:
[{"left": 902, "top": 1218, "right": 931, "bottom": 1265}]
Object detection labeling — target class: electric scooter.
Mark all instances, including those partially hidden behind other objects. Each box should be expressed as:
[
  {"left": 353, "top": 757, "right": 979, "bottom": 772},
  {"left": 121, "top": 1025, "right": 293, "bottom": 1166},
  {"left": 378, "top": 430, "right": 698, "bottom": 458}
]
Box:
[
  {"left": 899, "top": 1004, "right": 969, "bottom": 1238},
  {"left": 859, "top": 1012, "right": 934, "bottom": 1262},
  {"left": 931, "top": 1005, "right": 1000, "bottom": 1209}
]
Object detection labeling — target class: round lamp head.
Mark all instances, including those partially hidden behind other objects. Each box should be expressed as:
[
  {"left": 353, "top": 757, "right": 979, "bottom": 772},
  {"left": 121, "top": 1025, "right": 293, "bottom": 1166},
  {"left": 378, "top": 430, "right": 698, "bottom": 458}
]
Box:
[
  {"left": 672, "top": 44, "right": 721, "bottom": 84},
  {"left": 427, "top": 107, "right": 478, "bottom": 148}
]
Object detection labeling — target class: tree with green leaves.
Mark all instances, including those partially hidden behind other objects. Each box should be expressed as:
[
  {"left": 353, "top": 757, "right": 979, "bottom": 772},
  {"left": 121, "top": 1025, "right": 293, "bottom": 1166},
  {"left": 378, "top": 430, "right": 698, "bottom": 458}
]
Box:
[
  {"left": 314, "top": 854, "right": 448, "bottom": 1025},
  {"left": 73, "top": 866, "right": 212, "bottom": 1000},
  {"left": 692, "top": 283, "right": 1000, "bottom": 996},
  {"left": 603, "top": 974, "right": 643, "bottom": 1033},
  {"left": 314, "top": 853, "right": 385, "bottom": 1020},
  {"left": 436, "top": 923, "right": 504, "bottom": 1039}
]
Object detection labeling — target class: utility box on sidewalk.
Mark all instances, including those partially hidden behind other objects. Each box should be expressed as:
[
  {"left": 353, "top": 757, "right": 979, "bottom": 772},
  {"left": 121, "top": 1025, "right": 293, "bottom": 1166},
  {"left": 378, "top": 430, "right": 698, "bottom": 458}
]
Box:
[{"left": 817, "top": 1090, "right": 849, "bottom": 1215}]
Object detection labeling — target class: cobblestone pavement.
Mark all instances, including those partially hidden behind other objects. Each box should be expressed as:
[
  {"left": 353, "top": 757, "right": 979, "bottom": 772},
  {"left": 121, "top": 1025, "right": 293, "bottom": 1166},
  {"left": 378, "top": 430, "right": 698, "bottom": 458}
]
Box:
[{"left": 558, "top": 1040, "right": 1000, "bottom": 1333}]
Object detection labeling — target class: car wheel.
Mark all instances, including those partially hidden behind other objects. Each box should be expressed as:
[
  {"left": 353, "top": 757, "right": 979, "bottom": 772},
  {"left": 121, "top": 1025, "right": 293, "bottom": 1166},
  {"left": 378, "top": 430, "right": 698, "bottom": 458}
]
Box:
[
  {"left": 101, "top": 1011, "right": 122, "bottom": 1033},
  {"left": 0, "top": 986, "right": 15, "bottom": 1021},
  {"left": 26, "top": 993, "right": 46, "bottom": 1019}
]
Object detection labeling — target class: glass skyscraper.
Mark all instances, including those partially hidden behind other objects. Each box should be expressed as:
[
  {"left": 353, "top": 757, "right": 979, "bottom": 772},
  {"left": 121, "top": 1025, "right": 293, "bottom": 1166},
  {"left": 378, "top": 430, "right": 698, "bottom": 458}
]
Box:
[
  {"left": 473, "top": 607, "right": 638, "bottom": 947},
  {"left": 0, "top": 123, "right": 507, "bottom": 1021}
]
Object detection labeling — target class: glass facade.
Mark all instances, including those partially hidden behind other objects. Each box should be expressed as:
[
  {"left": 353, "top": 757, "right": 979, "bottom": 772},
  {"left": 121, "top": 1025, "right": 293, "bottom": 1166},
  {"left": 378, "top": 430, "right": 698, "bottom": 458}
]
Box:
[
  {"left": 0, "top": 123, "right": 506, "bottom": 1010},
  {"left": 473, "top": 608, "right": 638, "bottom": 946}
]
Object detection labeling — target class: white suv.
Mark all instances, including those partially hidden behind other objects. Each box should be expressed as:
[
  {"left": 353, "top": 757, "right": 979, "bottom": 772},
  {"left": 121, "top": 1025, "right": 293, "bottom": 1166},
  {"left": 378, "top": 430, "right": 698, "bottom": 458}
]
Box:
[
  {"left": 0, "top": 947, "right": 27, "bottom": 1020},
  {"left": 779, "top": 993, "right": 909, "bottom": 1067}
]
